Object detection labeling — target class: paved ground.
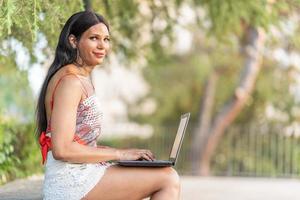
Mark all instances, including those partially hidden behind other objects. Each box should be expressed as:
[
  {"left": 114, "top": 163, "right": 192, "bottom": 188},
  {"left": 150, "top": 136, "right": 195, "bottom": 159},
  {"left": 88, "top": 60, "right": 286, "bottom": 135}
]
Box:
[
  {"left": 181, "top": 176, "right": 300, "bottom": 200},
  {"left": 0, "top": 175, "right": 300, "bottom": 200}
]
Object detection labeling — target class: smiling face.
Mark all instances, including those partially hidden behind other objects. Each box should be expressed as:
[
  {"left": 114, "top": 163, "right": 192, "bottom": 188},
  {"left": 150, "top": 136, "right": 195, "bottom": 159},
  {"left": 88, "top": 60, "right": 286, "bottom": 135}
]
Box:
[{"left": 70, "top": 23, "right": 110, "bottom": 67}]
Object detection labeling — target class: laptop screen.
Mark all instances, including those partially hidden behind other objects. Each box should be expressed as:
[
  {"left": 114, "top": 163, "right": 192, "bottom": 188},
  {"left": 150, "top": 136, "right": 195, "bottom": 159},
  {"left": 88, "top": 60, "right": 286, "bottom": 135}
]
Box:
[{"left": 169, "top": 113, "right": 190, "bottom": 161}]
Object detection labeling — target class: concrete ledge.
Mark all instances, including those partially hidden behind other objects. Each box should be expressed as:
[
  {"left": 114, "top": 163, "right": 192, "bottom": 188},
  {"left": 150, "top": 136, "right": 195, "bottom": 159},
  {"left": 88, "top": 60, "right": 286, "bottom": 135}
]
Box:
[{"left": 1, "top": 175, "right": 300, "bottom": 200}]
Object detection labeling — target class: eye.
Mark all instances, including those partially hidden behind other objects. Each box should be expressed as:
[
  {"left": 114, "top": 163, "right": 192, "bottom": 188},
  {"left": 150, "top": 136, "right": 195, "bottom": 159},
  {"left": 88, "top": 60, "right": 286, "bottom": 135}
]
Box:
[
  {"left": 90, "top": 36, "right": 97, "bottom": 41},
  {"left": 104, "top": 38, "right": 110, "bottom": 42}
]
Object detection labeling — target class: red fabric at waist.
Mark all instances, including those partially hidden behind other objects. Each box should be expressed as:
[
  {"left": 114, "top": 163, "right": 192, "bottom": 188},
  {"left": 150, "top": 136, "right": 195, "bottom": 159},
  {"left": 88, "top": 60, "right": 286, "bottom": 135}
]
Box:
[
  {"left": 39, "top": 131, "right": 51, "bottom": 165},
  {"left": 39, "top": 132, "right": 88, "bottom": 165}
]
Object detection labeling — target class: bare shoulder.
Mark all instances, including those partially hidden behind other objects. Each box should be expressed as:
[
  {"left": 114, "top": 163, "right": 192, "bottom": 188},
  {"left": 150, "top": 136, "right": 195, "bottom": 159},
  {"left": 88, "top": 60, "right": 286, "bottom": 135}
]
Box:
[
  {"left": 63, "top": 64, "right": 79, "bottom": 74},
  {"left": 59, "top": 74, "right": 82, "bottom": 87},
  {"left": 53, "top": 74, "right": 83, "bottom": 104}
]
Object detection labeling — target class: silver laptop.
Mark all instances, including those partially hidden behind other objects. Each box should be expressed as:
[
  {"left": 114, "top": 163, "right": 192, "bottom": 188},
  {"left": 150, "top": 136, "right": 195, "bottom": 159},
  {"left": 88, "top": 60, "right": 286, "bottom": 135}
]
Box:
[{"left": 117, "top": 113, "right": 190, "bottom": 167}]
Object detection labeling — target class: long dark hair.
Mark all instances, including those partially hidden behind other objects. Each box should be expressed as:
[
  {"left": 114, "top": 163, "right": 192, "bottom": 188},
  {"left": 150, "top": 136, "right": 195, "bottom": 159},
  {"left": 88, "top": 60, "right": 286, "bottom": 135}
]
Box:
[{"left": 35, "top": 11, "right": 109, "bottom": 139}]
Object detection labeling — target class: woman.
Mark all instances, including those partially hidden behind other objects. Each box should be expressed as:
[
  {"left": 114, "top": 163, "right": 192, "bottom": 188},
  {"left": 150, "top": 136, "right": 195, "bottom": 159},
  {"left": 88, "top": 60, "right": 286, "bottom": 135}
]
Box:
[{"left": 36, "top": 11, "right": 180, "bottom": 200}]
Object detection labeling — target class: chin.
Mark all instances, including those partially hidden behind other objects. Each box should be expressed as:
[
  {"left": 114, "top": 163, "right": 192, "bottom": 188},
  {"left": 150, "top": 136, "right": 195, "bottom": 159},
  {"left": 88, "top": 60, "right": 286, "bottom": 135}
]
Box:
[
  {"left": 90, "top": 59, "right": 104, "bottom": 66},
  {"left": 96, "top": 60, "right": 104, "bottom": 65}
]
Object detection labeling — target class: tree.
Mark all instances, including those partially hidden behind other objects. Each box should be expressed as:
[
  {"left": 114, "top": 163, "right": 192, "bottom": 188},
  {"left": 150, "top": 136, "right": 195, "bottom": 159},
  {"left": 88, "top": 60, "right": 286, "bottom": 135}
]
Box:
[
  {"left": 189, "top": 0, "right": 300, "bottom": 175},
  {"left": 191, "top": 25, "right": 266, "bottom": 175}
]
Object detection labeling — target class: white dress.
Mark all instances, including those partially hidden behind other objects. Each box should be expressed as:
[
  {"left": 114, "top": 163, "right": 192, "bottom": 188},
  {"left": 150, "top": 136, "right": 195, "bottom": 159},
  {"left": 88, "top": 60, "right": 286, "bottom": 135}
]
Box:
[{"left": 43, "top": 151, "right": 109, "bottom": 200}]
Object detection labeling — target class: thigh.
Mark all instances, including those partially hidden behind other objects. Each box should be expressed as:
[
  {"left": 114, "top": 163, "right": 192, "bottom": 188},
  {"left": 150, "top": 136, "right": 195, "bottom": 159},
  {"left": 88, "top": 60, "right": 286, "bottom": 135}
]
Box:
[{"left": 83, "top": 165, "right": 174, "bottom": 200}]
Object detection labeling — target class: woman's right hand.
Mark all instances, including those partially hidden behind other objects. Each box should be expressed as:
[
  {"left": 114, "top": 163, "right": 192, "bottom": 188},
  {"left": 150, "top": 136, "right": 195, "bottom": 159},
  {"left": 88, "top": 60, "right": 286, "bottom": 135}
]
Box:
[{"left": 116, "top": 149, "right": 155, "bottom": 161}]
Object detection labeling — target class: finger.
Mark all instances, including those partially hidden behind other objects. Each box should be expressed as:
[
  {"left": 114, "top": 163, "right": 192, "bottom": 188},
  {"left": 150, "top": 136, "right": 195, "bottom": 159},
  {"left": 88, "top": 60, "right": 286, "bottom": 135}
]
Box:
[
  {"left": 143, "top": 153, "right": 154, "bottom": 161},
  {"left": 141, "top": 154, "right": 151, "bottom": 161},
  {"left": 146, "top": 150, "right": 155, "bottom": 160},
  {"left": 138, "top": 150, "right": 154, "bottom": 160}
]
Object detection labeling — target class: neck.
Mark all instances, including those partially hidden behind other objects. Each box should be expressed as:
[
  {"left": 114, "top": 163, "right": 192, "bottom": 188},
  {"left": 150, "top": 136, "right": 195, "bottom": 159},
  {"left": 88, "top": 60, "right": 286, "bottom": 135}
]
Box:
[{"left": 74, "top": 58, "right": 95, "bottom": 77}]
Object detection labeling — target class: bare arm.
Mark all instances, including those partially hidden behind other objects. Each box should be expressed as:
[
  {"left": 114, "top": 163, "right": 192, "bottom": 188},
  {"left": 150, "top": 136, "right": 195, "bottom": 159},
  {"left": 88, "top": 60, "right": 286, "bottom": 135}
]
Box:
[
  {"left": 49, "top": 76, "right": 117, "bottom": 163},
  {"left": 50, "top": 76, "right": 154, "bottom": 163}
]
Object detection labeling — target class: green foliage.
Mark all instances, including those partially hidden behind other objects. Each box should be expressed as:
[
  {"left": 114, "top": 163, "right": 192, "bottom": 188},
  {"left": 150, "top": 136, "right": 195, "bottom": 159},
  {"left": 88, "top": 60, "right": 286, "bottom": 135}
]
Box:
[
  {"left": 0, "top": 0, "right": 178, "bottom": 63},
  {"left": 0, "top": 0, "right": 84, "bottom": 53},
  {"left": 39, "top": 0, "right": 84, "bottom": 49},
  {"left": 0, "top": 0, "right": 17, "bottom": 36},
  {"left": 0, "top": 0, "right": 42, "bottom": 46},
  {"left": 0, "top": 54, "right": 40, "bottom": 185},
  {"left": 0, "top": 119, "right": 42, "bottom": 185},
  {"left": 1, "top": 0, "right": 299, "bottom": 61},
  {"left": 0, "top": 57, "right": 35, "bottom": 121},
  {"left": 194, "top": 0, "right": 299, "bottom": 39},
  {"left": 0, "top": 119, "right": 20, "bottom": 184},
  {"left": 135, "top": 52, "right": 205, "bottom": 125},
  {"left": 235, "top": 55, "right": 297, "bottom": 125},
  {"left": 136, "top": 36, "right": 243, "bottom": 126}
]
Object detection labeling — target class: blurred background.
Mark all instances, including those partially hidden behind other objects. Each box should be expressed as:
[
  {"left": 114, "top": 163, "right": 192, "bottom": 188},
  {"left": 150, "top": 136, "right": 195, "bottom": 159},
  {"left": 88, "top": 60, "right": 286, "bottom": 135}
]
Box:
[{"left": 1, "top": 0, "right": 300, "bottom": 188}]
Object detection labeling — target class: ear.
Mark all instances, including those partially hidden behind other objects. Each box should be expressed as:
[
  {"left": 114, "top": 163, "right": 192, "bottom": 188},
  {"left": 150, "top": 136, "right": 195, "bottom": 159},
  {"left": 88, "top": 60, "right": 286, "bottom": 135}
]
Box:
[{"left": 68, "top": 34, "right": 78, "bottom": 48}]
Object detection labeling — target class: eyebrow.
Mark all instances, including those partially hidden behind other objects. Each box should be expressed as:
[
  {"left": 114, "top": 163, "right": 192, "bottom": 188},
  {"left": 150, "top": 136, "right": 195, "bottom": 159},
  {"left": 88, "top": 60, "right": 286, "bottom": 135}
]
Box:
[{"left": 90, "top": 33, "right": 110, "bottom": 37}]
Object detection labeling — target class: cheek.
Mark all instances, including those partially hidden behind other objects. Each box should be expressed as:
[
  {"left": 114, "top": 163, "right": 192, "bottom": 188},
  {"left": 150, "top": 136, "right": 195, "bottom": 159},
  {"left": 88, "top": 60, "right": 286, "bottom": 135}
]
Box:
[
  {"left": 104, "top": 43, "right": 110, "bottom": 53},
  {"left": 80, "top": 40, "right": 96, "bottom": 50},
  {"left": 80, "top": 43, "right": 96, "bottom": 58}
]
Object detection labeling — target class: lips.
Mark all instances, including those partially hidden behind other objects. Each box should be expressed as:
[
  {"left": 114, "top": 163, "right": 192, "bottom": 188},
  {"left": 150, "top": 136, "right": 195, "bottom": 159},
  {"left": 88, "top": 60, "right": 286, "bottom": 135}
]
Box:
[{"left": 93, "top": 52, "right": 105, "bottom": 58}]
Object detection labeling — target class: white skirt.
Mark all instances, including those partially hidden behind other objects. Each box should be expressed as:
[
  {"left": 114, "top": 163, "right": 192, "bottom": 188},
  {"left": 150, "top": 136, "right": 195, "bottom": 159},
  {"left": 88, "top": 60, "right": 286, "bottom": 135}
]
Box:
[{"left": 43, "top": 151, "right": 110, "bottom": 200}]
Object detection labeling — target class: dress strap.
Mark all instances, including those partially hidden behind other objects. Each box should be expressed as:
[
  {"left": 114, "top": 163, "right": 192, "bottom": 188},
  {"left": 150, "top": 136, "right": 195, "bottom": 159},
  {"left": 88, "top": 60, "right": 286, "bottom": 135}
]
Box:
[
  {"left": 50, "top": 73, "right": 89, "bottom": 110},
  {"left": 40, "top": 73, "right": 90, "bottom": 165}
]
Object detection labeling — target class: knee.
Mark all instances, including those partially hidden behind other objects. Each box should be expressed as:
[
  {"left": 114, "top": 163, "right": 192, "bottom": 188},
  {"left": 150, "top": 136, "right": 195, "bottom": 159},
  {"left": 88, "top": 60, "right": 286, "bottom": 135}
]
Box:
[{"left": 161, "top": 167, "right": 181, "bottom": 188}]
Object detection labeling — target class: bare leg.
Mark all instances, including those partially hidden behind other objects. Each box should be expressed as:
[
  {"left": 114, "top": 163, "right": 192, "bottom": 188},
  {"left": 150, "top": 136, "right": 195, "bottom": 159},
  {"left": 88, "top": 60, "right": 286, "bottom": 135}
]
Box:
[{"left": 82, "top": 165, "right": 180, "bottom": 200}]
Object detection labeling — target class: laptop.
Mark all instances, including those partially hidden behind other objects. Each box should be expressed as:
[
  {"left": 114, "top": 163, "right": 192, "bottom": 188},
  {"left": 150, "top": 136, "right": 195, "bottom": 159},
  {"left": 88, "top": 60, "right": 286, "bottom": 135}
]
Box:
[{"left": 117, "top": 113, "right": 190, "bottom": 167}]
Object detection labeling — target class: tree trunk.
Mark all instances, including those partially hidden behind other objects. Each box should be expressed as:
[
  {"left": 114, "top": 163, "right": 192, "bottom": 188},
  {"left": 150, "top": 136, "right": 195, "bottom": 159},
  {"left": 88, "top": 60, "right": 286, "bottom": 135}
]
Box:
[
  {"left": 190, "top": 71, "right": 218, "bottom": 175},
  {"left": 191, "top": 25, "right": 266, "bottom": 176}
]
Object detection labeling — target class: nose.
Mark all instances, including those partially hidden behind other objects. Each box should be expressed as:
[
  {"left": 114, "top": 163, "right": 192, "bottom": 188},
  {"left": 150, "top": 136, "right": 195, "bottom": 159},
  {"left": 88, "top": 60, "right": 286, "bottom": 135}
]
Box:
[
  {"left": 97, "top": 42, "right": 103, "bottom": 49},
  {"left": 97, "top": 40, "right": 105, "bottom": 49}
]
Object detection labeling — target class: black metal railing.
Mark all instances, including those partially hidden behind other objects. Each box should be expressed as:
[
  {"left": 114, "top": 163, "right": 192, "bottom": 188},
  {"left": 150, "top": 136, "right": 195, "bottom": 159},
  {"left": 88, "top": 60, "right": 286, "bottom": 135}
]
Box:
[{"left": 101, "top": 123, "right": 300, "bottom": 177}]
